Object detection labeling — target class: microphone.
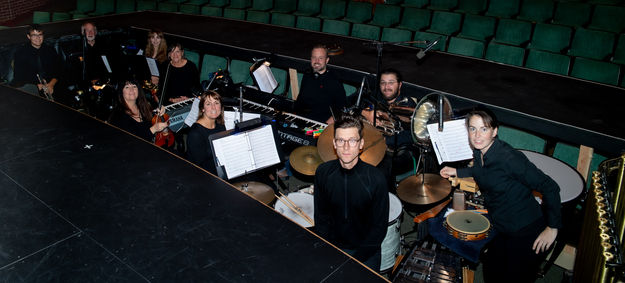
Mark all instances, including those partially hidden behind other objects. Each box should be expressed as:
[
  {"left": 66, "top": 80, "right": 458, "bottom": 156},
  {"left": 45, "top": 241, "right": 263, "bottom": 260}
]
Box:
[
  {"left": 417, "top": 37, "right": 443, "bottom": 59},
  {"left": 355, "top": 75, "right": 367, "bottom": 108},
  {"left": 438, "top": 94, "right": 444, "bottom": 132}
]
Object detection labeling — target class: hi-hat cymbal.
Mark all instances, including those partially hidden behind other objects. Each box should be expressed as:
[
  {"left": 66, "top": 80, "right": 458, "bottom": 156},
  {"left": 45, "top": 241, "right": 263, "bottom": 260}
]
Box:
[
  {"left": 290, "top": 146, "right": 324, "bottom": 176},
  {"left": 397, "top": 173, "right": 451, "bottom": 205},
  {"left": 317, "top": 122, "right": 387, "bottom": 166},
  {"left": 232, "top": 181, "right": 275, "bottom": 205}
]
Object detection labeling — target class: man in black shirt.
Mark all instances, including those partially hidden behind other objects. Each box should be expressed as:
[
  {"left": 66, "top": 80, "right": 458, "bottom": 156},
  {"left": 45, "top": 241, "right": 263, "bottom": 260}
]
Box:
[
  {"left": 12, "top": 24, "right": 61, "bottom": 98},
  {"left": 314, "top": 114, "right": 389, "bottom": 272},
  {"left": 294, "top": 44, "right": 346, "bottom": 124}
]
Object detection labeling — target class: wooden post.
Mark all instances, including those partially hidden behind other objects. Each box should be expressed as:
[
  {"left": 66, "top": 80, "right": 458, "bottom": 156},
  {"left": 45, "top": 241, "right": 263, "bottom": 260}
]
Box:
[
  {"left": 577, "top": 145, "right": 594, "bottom": 182},
  {"left": 289, "top": 68, "right": 299, "bottom": 100}
]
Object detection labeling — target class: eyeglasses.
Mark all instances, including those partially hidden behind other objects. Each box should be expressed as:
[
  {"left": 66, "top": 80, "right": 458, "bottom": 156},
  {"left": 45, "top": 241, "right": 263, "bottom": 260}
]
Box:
[
  {"left": 29, "top": 33, "right": 43, "bottom": 38},
  {"left": 380, "top": 80, "right": 398, "bottom": 86},
  {"left": 468, "top": 126, "right": 491, "bottom": 134},
  {"left": 335, "top": 138, "right": 360, "bottom": 147}
]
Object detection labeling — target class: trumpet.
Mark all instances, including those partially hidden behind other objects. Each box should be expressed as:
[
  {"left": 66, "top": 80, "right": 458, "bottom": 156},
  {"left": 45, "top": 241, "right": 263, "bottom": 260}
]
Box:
[{"left": 36, "top": 74, "right": 53, "bottom": 101}]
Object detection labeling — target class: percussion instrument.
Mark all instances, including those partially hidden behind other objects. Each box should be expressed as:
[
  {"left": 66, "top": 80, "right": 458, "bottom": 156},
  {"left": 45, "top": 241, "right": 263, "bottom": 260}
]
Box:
[
  {"left": 231, "top": 181, "right": 275, "bottom": 205},
  {"left": 520, "top": 150, "right": 584, "bottom": 203},
  {"left": 274, "top": 192, "right": 314, "bottom": 228},
  {"left": 316, "top": 122, "right": 387, "bottom": 166},
  {"left": 380, "top": 193, "right": 403, "bottom": 272},
  {"left": 289, "top": 146, "right": 323, "bottom": 176},
  {"left": 410, "top": 93, "right": 452, "bottom": 145},
  {"left": 397, "top": 173, "right": 452, "bottom": 205},
  {"left": 393, "top": 240, "right": 464, "bottom": 283},
  {"left": 444, "top": 211, "right": 490, "bottom": 241}
]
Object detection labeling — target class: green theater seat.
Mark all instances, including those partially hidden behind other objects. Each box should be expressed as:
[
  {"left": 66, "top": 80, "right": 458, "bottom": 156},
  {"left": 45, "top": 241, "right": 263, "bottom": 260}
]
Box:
[
  {"left": 229, "top": 59, "right": 254, "bottom": 84},
  {"left": 485, "top": 42, "right": 525, "bottom": 66},
  {"left": 200, "top": 54, "right": 227, "bottom": 81},
  {"left": 613, "top": 34, "right": 625, "bottom": 65},
  {"left": 351, "top": 23, "right": 381, "bottom": 40},
  {"left": 318, "top": 0, "right": 346, "bottom": 20},
  {"left": 180, "top": 3, "right": 201, "bottom": 14},
  {"left": 485, "top": 0, "right": 520, "bottom": 18},
  {"left": 528, "top": 23, "right": 572, "bottom": 53},
  {"left": 223, "top": 8, "right": 246, "bottom": 19},
  {"left": 293, "top": 0, "right": 321, "bottom": 16},
  {"left": 201, "top": 6, "right": 222, "bottom": 16},
  {"left": 552, "top": 2, "right": 591, "bottom": 27},
  {"left": 568, "top": 28, "right": 615, "bottom": 61},
  {"left": 208, "top": 0, "right": 229, "bottom": 8},
  {"left": 343, "top": 1, "right": 372, "bottom": 24},
  {"left": 517, "top": 0, "right": 554, "bottom": 23},
  {"left": 89, "top": 0, "right": 115, "bottom": 15},
  {"left": 427, "top": 11, "right": 462, "bottom": 35},
  {"left": 137, "top": 0, "right": 157, "bottom": 11},
  {"left": 73, "top": 0, "right": 95, "bottom": 14},
  {"left": 271, "top": 13, "right": 296, "bottom": 27},
  {"left": 157, "top": 2, "right": 179, "bottom": 12},
  {"left": 414, "top": 31, "right": 448, "bottom": 51},
  {"left": 552, "top": 142, "right": 607, "bottom": 187},
  {"left": 492, "top": 19, "right": 532, "bottom": 46},
  {"left": 429, "top": 0, "right": 457, "bottom": 11},
  {"left": 228, "top": 0, "right": 252, "bottom": 9},
  {"left": 455, "top": 0, "right": 487, "bottom": 14},
  {"left": 33, "top": 11, "right": 50, "bottom": 24},
  {"left": 52, "top": 12, "right": 72, "bottom": 21},
  {"left": 271, "top": 0, "right": 296, "bottom": 13},
  {"left": 381, "top": 28, "right": 413, "bottom": 43},
  {"left": 588, "top": 5, "right": 625, "bottom": 33},
  {"left": 570, "top": 57, "right": 620, "bottom": 86},
  {"left": 116, "top": 1, "right": 136, "bottom": 13},
  {"left": 525, "top": 49, "right": 570, "bottom": 75},
  {"left": 498, "top": 126, "right": 546, "bottom": 153},
  {"left": 458, "top": 14, "right": 496, "bottom": 41},
  {"left": 271, "top": 67, "right": 288, "bottom": 95},
  {"left": 369, "top": 4, "right": 401, "bottom": 27},
  {"left": 249, "top": 0, "right": 273, "bottom": 11},
  {"left": 296, "top": 16, "right": 322, "bottom": 31},
  {"left": 401, "top": 0, "right": 429, "bottom": 8},
  {"left": 247, "top": 10, "right": 270, "bottom": 23},
  {"left": 397, "top": 8, "right": 431, "bottom": 31},
  {"left": 322, "top": 19, "right": 351, "bottom": 35},
  {"left": 185, "top": 50, "right": 201, "bottom": 68},
  {"left": 447, "top": 37, "right": 485, "bottom": 58}
]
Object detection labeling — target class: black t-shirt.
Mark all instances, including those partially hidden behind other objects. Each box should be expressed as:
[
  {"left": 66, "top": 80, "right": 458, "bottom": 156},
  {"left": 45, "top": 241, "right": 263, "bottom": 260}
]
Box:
[
  {"left": 186, "top": 122, "right": 226, "bottom": 175},
  {"left": 12, "top": 43, "right": 61, "bottom": 86},
  {"left": 294, "top": 70, "right": 346, "bottom": 122},
  {"left": 162, "top": 60, "right": 200, "bottom": 104}
]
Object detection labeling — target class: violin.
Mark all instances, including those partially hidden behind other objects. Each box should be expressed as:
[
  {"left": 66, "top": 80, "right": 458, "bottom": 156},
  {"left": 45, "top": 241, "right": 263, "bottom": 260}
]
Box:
[{"left": 152, "top": 63, "right": 175, "bottom": 148}]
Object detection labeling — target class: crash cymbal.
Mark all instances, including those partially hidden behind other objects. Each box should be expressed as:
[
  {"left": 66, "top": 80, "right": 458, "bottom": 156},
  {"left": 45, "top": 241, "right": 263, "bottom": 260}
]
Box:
[
  {"left": 290, "top": 146, "right": 324, "bottom": 176},
  {"left": 317, "top": 122, "right": 387, "bottom": 166},
  {"left": 397, "top": 173, "right": 451, "bottom": 205},
  {"left": 232, "top": 181, "right": 275, "bottom": 205}
]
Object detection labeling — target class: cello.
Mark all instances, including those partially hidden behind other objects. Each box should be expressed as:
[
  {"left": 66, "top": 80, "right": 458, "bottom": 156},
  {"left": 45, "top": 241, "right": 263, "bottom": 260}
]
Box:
[{"left": 152, "top": 62, "right": 175, "bottom": 148}]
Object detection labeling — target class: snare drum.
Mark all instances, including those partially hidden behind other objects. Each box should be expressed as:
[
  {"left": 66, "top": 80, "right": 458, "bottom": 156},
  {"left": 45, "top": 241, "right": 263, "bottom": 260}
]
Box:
[
  {"left": 380, "top": 193, "right": 403, "bottom": 272},
  {"left": 444, "top": 211, "right": 490, "bottom": 241},
  {"left": 274, "top": 192, "right": 314, "bottom": 228}
]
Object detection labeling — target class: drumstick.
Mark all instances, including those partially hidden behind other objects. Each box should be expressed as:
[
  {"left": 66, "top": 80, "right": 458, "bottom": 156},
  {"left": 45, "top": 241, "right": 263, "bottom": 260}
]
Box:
[
  {"left": 279, "top": 192, "right": 315, "bottom": 225},
  {"left": 278, "top": 192, "right": 315, "bottom": 226}
]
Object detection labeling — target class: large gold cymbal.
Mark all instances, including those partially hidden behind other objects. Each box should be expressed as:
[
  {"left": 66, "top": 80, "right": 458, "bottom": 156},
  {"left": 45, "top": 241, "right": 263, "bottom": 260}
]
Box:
[
  {"left": 232, "top": 181, "right": 275, "bottom": 205},
  {"left": 397, "top": 173, "right": 451, "bottom": 205},
  {"left": 317, "top": 122, "right": 387, "bottom": 166},
  {"left": 290, "top": 146, "right": 324, "bottom": 176}
]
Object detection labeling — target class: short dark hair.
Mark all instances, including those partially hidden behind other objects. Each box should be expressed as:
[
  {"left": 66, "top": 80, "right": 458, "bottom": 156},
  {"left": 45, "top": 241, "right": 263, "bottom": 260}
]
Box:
[
  {"left": 380, "top": 68, "right": 402, "bottom": 83},
  {"left": 168, "top": 42, "right": 184, "bottom": 54},
  {"left": 466, "top": 107, "right": 499, "bottom": 129},
  {"left": 27, "top": 24, "right": 42, "bottom": 35},
  {"left": 198, "top": 90, "right": 224, "bottom": 124},
  {"left": 334, "top": 113, "right": 363, "bottom": 139}
]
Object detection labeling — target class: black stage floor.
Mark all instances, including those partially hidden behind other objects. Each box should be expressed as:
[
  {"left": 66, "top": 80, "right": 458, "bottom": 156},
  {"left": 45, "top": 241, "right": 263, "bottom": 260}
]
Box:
[
  {"left": 2, "top": 11, "right": 623, "bottom": 153},
  {"left": 0, "top": 86, "right": 386, "bottom": 282}
]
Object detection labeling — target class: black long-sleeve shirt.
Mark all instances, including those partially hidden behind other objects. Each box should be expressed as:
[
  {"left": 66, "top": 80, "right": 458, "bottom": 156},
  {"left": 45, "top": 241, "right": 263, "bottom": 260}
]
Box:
[
  {"left": 314, "top": 159, "right": 389, "bottom": 263},
  {"left": 294, "top": 70, "right": 346, "bottom": 122},
  {"left": 457, "top": 139, "right": 562, "bottom": 234},
  {"left": 108, "top": 110, "right": 154, "bottom": 142},
  {"left": 12, "top": 43, "right": 61, "bottom": 86},
  {"left": 186, "top": 122, "right": 226, "bottom": 175},
  {"left": 162, "top": 61, "right": 200, "bottom": 104}
]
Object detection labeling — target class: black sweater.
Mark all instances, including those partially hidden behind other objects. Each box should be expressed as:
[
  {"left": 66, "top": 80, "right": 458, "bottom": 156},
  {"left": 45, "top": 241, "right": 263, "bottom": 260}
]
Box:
[{"left": 294, "top": 70, "right": 346, "bottom": 122}]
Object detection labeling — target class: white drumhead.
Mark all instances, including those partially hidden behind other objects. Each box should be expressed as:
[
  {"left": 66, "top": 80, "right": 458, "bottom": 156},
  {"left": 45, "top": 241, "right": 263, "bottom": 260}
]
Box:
[
  {"left": 274, "top": 192, "right": 315, "bottom": 228},
  {"left": 388, "top": 193, "right": 402, "bottom": 222}
]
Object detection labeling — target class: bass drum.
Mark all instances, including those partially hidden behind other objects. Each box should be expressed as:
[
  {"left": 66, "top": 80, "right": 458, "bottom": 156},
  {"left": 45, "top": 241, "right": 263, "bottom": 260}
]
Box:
[{"left": 380, "top": 193, "right": 403, "bottom": 272}]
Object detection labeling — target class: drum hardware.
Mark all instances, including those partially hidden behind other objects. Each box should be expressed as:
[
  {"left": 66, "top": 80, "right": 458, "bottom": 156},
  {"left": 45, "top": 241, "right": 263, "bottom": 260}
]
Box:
[
  {"left": 392, "top": 240, "right": 463, "bottom": 282},
  {"left": 274, "top": 192, "right": 315, "bottom": 227},
  {"left": 231, "top": 181, "right": 275, "bottom": 205},
  {"left": 316, "top": 122, "right": 387, "bottom": 166},
  {"left": 381, "top": 193, "right": 404, "bottom": 273},
  {"left": 289, "top": 146, "right": 323, "bottom": 176},
  {"left": 443, "top": 211, "right": 490, "bottom": 241}
]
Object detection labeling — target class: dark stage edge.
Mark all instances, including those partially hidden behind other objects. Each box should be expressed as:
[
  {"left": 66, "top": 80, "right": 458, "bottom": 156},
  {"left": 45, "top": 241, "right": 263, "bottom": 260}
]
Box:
[{"left": 0, "top": 86, "right": 387, "bottom": 282}]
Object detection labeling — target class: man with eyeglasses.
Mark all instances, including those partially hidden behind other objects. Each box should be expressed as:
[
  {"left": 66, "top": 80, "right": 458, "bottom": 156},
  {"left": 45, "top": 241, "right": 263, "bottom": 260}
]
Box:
[
  {"left": 12, "top": 24, "right": 61, "bottom": 98},
  {"left": 294, "top": 44, "right": 346, "bottom": 124},
  {"left": 314, "top": 114, "right": 389, "bottom": 272}
]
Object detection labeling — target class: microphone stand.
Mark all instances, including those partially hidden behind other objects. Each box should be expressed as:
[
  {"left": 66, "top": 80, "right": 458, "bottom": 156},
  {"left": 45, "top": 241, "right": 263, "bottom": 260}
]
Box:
[{"left": 81, "top": 34, "right": 87, "bottom": 82}]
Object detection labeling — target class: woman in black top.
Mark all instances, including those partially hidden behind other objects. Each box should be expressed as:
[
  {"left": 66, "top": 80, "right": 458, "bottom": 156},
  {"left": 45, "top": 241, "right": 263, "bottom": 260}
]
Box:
[
  {"left": 162, "top": 43, "right": 200, "bottom": 105},
  {"left": 108, "top": 80, "right": 168, "bottom": 142},
  {"left": 186, "top": 90, "right": 226, "bottom": 175},
  {"left": 440, "top": 109, "right": 561, "bottom": 283},
  {"left": 145, "top": 29, "right": 168, "bottom": 86}
]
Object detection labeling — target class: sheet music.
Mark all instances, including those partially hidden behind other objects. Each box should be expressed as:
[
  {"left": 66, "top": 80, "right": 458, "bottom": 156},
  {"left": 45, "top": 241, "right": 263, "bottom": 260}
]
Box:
[
  {"left": 184, "top": 97, "right": 201, "bottom": 127},
  {"left": 223, "top": 111, "right": 261, "bottom": 130},
  {"left": 145, "top": 57, "right": 160, "bottom": 77},
  {"left": 101, "top": 55, "right": 112, "bottom": 73},
  {"left": 211, "top": 124, "right": 281, "bottom": 179},
  {"left": 248, "top": 126, "right": 281, "bottom": 169},
  {"left": 137, "top": 49, "right": 144, "bottom": 55},
  {"left": 427, "top": 119, "right": 473, "bottom": 164},
  {"left": 252, "top": 64, "right": 278, "bottom": 93}
]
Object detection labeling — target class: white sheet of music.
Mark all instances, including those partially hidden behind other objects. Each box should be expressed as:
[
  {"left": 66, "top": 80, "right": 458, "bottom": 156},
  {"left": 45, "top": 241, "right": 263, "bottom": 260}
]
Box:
[
  {"left": 223, "top": 111, "right": 261, "bottom": 130},
  {"left": 427, "top": 119, "right": 473, "bottom": 164},
  {"left": 184, "top": 97, "right": 201, "bottom": 127},
  {"left": 145, "top": 57, "right": 160, "bottom": 77},
  {"left": 252, "top": 64, "right": 278, "bottom": 93},
  {"left": 212, "top": 124, "right": 281, "bottom": 179},
  {"left": 101, "top": 55, "right": 112, "bottom": 73}
]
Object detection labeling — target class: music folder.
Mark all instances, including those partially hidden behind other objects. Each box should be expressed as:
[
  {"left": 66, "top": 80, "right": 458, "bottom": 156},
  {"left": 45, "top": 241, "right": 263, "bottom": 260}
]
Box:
[{"left": 209, "top": 118, "right": 284, "bottom": 180}]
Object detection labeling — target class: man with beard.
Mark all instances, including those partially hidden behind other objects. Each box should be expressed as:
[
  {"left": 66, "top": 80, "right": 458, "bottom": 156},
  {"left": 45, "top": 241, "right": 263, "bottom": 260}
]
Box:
[
  {"left": 80, "top": 22, "right": 118, "bottom": 84},
  {"left": 314, "top": 114, "right": 389, "bottom": 272},
  {"left": 12, "top": 24, "right": 61, "bottom": 98},
  {"left": 294, "top": 44, "right": 346, "bottom": 124}
]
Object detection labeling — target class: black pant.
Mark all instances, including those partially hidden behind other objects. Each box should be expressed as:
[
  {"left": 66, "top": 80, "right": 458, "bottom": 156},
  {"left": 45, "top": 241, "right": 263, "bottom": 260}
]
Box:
[{"left": 483, "top": 218, "right": 548, "bottom": 283}]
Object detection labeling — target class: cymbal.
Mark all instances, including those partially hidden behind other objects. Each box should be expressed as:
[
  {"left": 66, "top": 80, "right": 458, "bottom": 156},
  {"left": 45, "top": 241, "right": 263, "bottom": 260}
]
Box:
[
  {"left": 317, "top": 122, "right": 387, "bottom": 166},
  {"left": 290, "top": 146, "right": 324, "bottom": 176},
  {"left": 397, "top": 173, "right": 451, "bottom": 205},
  {"left": 232, "top": 181, "right": 275, "bottom": 205}
]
